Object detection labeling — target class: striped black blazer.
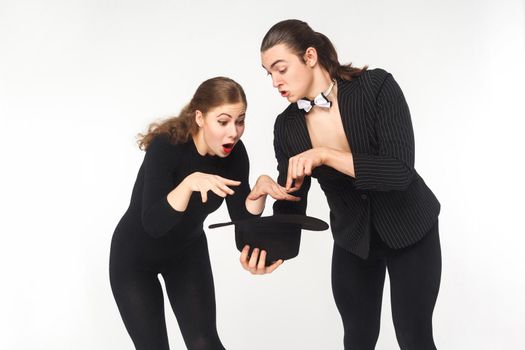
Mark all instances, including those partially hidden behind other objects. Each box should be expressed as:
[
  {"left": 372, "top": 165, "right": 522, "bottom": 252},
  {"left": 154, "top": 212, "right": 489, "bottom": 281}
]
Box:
[{"left": 272, "top": 68, "right": 440, "bottom": 259}]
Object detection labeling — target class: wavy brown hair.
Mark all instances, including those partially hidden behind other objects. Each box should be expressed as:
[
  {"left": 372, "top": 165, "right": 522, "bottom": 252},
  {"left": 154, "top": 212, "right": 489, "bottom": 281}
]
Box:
[
  {"left": 137, "top": 77, "right": 247, "bottom": 150},
  {"left": 261, "top": 19, "right": 367, "bottom": 81}
]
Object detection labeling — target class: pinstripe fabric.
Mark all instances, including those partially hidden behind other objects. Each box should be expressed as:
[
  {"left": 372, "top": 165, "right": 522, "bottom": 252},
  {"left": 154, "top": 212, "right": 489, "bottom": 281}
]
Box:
[{"left": 272, "top": 68, "right": 440, "bottom": 258}]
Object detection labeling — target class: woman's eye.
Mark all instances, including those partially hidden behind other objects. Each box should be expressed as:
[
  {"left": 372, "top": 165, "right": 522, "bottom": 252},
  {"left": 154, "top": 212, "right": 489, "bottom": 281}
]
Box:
[
  {"left": 279, "top": 68, "right": 287, "bottom": 74},
  {"left": 236, "top": 120, "right": 245, "bottom": 126},
  {"left": 218, "top": 121, "right": 227, "bottom": 126}
]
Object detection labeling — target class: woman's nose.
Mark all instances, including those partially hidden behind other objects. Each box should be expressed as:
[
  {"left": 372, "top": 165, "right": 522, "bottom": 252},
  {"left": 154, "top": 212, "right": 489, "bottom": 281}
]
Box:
[{"left": 228, "top": 124, "right": 238, "bottom": 139}]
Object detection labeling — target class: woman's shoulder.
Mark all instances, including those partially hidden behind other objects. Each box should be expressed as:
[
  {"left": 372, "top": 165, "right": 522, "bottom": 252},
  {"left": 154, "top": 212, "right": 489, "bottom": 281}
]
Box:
[
  {"left": 222, "top": 139, "right": 248, "bottom": 163},
  {"left": 231, "top": 139, "right": 247, "bottom": 157},
  {"left": 220, "top": 139, "right": 250, "bottom": 175},
  {"left": 146, "top": 134, "right": 187, "bottom": 157}
]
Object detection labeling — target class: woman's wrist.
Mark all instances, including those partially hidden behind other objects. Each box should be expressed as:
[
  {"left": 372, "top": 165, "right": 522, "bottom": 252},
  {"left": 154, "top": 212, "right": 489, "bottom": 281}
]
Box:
[
  {"left": 256, "top": 174, "right": 271, "bottom": 183},
  {"left": 181, "top": 173, "right": 199, "bottom": 193},
  {"left": 246, "top": 196, "right": 265, "bottom": 215}
]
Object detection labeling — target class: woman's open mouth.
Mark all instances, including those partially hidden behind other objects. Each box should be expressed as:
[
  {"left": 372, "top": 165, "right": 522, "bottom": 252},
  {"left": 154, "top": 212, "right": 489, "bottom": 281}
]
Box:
[{"left": 222, "top": 143, "right": 235, "bottom": 154}]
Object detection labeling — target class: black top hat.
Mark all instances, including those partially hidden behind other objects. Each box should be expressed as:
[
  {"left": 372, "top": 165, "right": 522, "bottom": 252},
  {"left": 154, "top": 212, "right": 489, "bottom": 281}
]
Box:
[{"left": 208, "top": 214, "right": 329, "bottom": 264}]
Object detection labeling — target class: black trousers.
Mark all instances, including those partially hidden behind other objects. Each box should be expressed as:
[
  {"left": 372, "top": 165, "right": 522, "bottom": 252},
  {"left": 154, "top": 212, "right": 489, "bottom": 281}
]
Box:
[
  {"left": 331, "top": 221, "right": 441, "bottom": 350},
  {"left": 110, "top": 233, "right": 225, "bottom": 350}
]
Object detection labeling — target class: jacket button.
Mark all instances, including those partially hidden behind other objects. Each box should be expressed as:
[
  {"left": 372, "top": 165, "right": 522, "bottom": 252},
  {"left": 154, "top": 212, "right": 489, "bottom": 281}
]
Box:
[{"left": 361, "top": 194, "right": 368, "bottom": 200}]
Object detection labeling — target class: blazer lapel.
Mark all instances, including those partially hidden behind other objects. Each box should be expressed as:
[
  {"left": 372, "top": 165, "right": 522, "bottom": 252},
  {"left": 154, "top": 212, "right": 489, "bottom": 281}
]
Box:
[
  {"left": 283, "top": 108, "right": 313, "bottom": 156},
  {"left": 337, "top": 77, "right": 371, "bottom": 154}
]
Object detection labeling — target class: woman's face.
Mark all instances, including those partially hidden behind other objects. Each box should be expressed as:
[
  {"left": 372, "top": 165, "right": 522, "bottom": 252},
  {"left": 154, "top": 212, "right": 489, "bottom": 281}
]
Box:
[
  {"left": 261, "top": 43, "right": 314, "bottom": 103},
  {"left": 196, "top": 102, "right": 246, "bottom": 157}
]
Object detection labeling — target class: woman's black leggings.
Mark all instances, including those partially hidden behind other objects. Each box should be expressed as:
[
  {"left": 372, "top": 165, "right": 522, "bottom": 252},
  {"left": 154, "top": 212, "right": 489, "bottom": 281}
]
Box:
[
  {"left": 110, "top": 234, "right": 225, "bottom": 350},
  {"left": 332, "top": 222, "right": 441, "bottom": 350}
]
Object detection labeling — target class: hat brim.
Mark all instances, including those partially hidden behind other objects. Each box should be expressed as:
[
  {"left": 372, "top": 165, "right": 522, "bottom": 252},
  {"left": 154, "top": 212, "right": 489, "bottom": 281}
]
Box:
[
  {"left": 208, "top": 214, "right": 329, "bottom": 231},
  {"left": 208, "top": 214, "right": 329, "bottom": 264}
]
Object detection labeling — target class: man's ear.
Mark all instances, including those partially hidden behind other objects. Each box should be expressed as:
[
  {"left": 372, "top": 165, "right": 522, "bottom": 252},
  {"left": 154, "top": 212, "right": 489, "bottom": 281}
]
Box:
[{"left": 304, "top": 47, "right": 318, "bottom": 68}]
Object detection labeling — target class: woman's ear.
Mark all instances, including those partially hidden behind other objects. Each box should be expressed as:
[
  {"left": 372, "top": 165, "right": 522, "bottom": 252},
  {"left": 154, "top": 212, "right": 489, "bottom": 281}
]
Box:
[
  {"left": 304, "top": 47, "right": 318, "bottom": 68},
  {"left": 195, "top": 110, "right": 204, "bottom": 127}
]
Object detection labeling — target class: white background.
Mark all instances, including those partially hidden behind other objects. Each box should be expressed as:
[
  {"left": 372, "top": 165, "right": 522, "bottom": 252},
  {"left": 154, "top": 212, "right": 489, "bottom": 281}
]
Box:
[{"left": 1, "top": 0, "right": 524, "bottom": 349}]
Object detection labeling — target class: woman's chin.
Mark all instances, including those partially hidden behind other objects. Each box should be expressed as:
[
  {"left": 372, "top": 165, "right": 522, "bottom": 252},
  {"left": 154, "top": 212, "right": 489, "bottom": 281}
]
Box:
[{"left": 217, "top": 148, "right": 232, "bottom": 157}]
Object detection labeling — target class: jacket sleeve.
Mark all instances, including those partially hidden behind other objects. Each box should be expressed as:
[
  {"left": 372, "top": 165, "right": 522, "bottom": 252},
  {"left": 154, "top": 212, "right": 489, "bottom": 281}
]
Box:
[
  {"left": 225, "top": 141, "right": 261, "bottom": 221},
  {"left": 272, "top": 115, "right": 311, "bottom": 215},
  {"left": 141, "top": 136, "right": 184, "bottom": 238},
  {"left": 353, "top": 73, "right": 416, "bottom": 191}
]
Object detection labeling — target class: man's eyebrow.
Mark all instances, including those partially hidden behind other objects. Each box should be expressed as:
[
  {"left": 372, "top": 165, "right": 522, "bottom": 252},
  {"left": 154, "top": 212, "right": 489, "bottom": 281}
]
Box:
[{"left": 262, "top": 59, "right": 286, "bottom": 71}]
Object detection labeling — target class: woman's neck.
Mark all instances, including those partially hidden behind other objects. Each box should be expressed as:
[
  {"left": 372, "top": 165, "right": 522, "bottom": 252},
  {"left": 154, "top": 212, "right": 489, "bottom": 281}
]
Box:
[{"left": 192, "top": 132, "right": 209, "bottom": 156}]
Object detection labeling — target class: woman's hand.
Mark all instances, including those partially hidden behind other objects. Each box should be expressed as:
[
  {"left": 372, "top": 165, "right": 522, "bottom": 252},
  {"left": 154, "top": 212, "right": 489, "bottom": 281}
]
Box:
[
  {"left": 286, "top": 148, "right": 326, "bottom": 191},
  {"left": 247, "top": 175, "right": 300, "bottom": 202},
  {"left": 183, "top": 172, "right": 241, "bottom": 203},
  {"left": 239, "top": 245, "right": 283, "bottom": 275}
]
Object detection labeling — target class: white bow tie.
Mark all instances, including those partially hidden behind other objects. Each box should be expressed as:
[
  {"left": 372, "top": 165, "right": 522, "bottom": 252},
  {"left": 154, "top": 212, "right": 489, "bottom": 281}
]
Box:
[{"left": 297, "top": 93, "right": 332, "bottom": 113}]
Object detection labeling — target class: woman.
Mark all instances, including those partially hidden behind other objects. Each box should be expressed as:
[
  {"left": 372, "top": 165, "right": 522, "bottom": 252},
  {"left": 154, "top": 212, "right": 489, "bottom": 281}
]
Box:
[
  {"left": 109, "top": 77, "right": 289, "bottom": 350},
  {"left": 243, "top": 20, "right": 441, "bottom": 349}
]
